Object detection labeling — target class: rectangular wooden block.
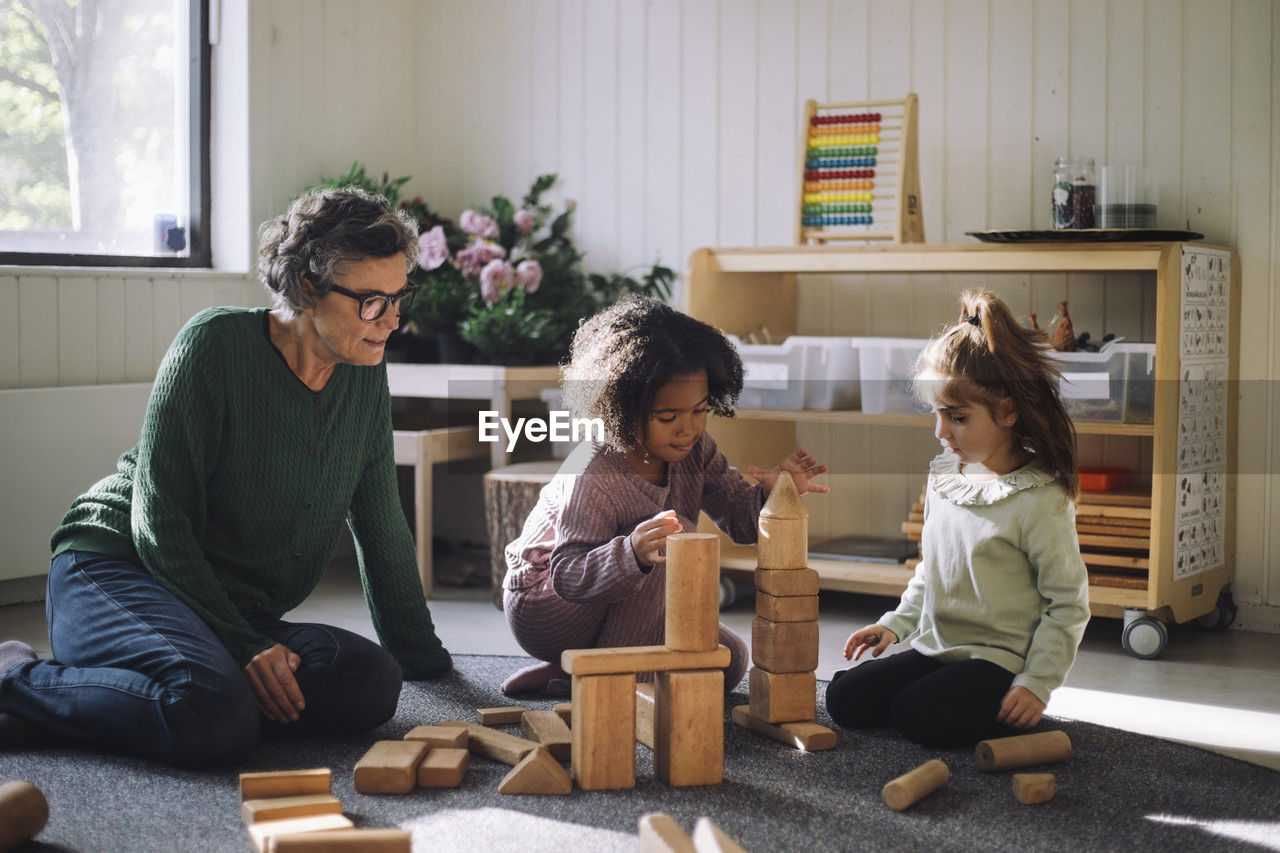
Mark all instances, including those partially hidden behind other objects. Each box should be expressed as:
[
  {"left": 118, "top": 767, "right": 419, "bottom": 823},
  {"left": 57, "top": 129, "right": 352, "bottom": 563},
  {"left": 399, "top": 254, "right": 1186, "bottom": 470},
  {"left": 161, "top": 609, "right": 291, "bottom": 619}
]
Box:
[
  {"left": 754, "top": 567, "right": 820, "bottom": 597},
  {"left": 270, "top": 828, "right": 412, "bottom": 852},
  {"left": 747, "top": 667, "right": 816, "bottom": 723},
  {"left": 246, "top": 813, "right": 353, "bottom": 853},
  {"left": 664, "top": 533, "right": 721, "bottom": 652},
  {"left": 417, "top": 747, "right": 469, "bottom": 788},
  {"left": 439, "top": 720, "right": 540, "bottom": 765},
  {"left": 755, "top": 591, "right": 819, "bottom": 622},
  {"left": 751, "top": 617, "right": 818, "bottom": 673},
  {"left": 403, "top": 724, "right": 468, "bottom": 749},
  {"left": 521, "top": 709, "right": 572, "bottom": 762},
  {"left": 730, "top": 705, "right": 837, "bottom": 751},
  {"left": 553, "top": 702, "right": 573, "bottom": 724},
  {"left": 654, "top": 669, "right": 724, "bottom": 787},
  {"left": 353, "top": 740, "right": 429, "bottom": 794},
  {"left": 240, "top": 793, "right": 342, "bottom": 826},
  {"left": 239, "top": 768, "right": 331, "bottom": 801},
  {"left": 635, "top": 682, "right": 656, "bottom": 749},
  {"left": 571, "top": 673, "right": 636, "bottom": 790},
  {"left": 476, "top": 706, "right": 527, "bottom": 725},
  {"left": 562, "top": 645, "right": 729, "bottom": 676}
]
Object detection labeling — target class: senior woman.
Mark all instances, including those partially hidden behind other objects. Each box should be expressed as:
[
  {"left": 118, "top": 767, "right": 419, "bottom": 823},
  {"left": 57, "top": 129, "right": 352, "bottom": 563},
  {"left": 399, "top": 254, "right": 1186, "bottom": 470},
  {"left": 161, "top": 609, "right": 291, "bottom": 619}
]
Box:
[{"left": 0, "top": 187, "right": 451, "bottom": 767}]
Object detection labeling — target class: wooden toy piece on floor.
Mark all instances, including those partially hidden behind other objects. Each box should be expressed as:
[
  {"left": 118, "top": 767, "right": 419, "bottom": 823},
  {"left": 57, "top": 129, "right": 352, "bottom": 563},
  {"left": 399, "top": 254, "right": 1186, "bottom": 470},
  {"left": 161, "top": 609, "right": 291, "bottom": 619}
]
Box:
[
  {"left": 270, "top": 829, "right": 412, "bottom": 852},
  {"left": 974, "top": 730, "right": 1072, "bottom": 771},
  {"left": 553, "top": 702, "right": 573, "bottom": 724},
  {"left": 665, "top": 533, "right": 722, "bottom": 652},
  {"left": 729, "top": 705, "right": 836, "bottom": 751},
  {"left": 638, "top": 812, "right": 695, "bottom": 853},
  {"left": 476, "top": 706, "right": 527, "bottom": 725},
  {"left": 747, "top": 667, "right": 817, "bottom": 723},
  {"left": 0, "top": 780, "right": 48, "bottom": 853},
  {"left": 561, "top": 644, "right": 730, "bottom": 676},
  {"left": 437, "top": 720, "right": 540, "bottom": 765},
  {"left": 417, "top": 748, "right": 470, "bottom": 788},
  {"left": 691, "top": 816, "right": 749, "bottom": 852},
  {"left": 353, "top": 740, "right": 430, "bottom": 794},
  {"left": 498, "top": 745, "right": 574, "bottom": 795},
  {"left": 571, "top": 671, "right": 638, "bottom": 790},
  {"left": 239, "top": 768, "right": 331, "bottom": 801},
  {"left": 654, "top": 669, "right": 724, "bottom": 787},
  {"left": 246, "top": 813, "right": 354, "bottom": 853},
  {"left": 1012, "top": 772, "right": 1056, "bottom": 805},
  {"left": 882, "top": 759, "right": 950, "bottom": 811},
  {"left": 240, "top": 793, "right": 343, "bottom": 826},
  {"left": 751, "top": 617, "right": 819, "bottom": 673},
  {"left": 403, "top": 723, "right": 468, "bottom": 749},
  {"left": 521, "top": 709, "right": 572, "bottom": 761},
  {"left": 757, "top": 472, "right": 807, "bottom": 570},
  {"left": 635, "top": 682, "right": 656, "bottom": 749}
]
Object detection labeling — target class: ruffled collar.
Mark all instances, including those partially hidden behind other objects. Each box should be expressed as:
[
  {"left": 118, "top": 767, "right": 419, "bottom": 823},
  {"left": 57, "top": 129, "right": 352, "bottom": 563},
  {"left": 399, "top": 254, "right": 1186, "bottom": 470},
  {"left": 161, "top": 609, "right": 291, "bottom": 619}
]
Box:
[{"left": 928, "top": 452, "right": 1055, "bottom": 506}]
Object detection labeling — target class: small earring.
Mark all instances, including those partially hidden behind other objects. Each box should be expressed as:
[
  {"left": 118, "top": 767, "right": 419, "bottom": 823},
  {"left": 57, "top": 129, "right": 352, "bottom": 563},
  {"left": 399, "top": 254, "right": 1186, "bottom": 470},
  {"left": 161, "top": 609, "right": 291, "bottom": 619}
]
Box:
[{"left": 643, "top": 450, "right": 652, "bottom": 464}]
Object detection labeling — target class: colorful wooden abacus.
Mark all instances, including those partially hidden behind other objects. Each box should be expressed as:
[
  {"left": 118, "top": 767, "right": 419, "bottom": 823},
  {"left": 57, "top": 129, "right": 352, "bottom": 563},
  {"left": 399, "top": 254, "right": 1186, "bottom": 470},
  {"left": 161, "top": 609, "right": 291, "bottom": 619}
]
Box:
[{"left": 796, "top": 94, "right": 923, "bottom": 244}]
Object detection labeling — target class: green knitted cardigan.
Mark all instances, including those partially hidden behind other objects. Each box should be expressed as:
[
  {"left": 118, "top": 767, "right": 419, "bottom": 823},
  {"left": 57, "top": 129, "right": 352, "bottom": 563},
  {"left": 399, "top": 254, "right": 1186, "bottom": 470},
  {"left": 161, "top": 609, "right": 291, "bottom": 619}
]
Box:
[{"left": 51, "top": 307, "right": 451, "bottom": 678}]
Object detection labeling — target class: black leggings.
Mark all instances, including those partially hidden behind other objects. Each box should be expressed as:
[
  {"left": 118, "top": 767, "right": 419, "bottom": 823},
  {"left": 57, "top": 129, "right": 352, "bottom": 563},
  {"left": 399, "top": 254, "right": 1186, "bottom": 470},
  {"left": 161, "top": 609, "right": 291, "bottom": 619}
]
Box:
[{"left": 824, "top": 649, "right": 1019, "bottom": 748}]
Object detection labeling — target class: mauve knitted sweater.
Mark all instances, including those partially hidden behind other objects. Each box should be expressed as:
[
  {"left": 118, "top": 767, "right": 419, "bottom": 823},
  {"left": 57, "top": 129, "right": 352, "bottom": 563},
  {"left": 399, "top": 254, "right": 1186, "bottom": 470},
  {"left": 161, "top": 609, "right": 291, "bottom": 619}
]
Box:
[{"left": 50, "top": 307, "right": 450, "bottom": 678}]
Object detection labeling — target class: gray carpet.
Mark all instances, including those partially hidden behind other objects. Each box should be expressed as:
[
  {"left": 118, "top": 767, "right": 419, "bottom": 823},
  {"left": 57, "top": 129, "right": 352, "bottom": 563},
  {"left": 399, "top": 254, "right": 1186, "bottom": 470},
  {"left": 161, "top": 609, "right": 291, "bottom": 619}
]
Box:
[{"left": 2, "top": 654, "right": 1278, "bottom": 852}]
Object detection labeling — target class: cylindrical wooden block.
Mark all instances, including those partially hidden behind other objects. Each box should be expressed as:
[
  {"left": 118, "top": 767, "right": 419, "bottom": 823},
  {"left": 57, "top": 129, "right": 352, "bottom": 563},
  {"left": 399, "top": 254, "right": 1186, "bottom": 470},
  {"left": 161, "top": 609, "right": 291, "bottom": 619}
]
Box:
[
  {"left": 975, "top": 730, "right": 1072, "bottom": 771},
  {"left": 0, "top": 780, "right": 49, "bottom": 852},
  {"left": 758, "top": 515, "right": 808, "bottom": 570},
  {"left": 665, "top": 533, "right": 720, "bottom": 652},
  {"left": 882, "top": 759, "right": 949, "bottom": 811}
]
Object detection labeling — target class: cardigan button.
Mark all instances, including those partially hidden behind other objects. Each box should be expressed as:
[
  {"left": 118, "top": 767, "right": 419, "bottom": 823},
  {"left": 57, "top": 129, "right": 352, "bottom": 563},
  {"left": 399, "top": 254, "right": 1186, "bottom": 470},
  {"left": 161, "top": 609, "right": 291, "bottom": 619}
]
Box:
[{"left": 309, "top": 448, "right": 317, "bottom": 456}]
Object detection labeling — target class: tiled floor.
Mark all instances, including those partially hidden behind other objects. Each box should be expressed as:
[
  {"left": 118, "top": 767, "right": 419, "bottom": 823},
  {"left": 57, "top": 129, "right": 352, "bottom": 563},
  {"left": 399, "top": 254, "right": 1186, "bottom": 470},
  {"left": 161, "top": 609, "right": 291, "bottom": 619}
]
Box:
[{"left": 4, "top": 557, "right": 1279, "bottom": 771}]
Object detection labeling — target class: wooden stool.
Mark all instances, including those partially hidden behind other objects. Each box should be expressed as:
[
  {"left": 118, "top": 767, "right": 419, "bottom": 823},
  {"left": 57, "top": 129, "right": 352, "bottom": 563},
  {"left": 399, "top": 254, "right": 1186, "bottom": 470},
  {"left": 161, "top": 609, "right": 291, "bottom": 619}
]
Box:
[{"left": 484, "top": 461, "right": 562, "bottom": 607}]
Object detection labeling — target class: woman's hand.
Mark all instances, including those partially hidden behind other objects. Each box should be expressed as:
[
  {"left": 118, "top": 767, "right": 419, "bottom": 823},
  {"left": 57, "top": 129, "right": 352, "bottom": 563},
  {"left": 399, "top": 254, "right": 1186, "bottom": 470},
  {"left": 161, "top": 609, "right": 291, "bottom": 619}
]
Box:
[
  {"left": 244, "top": 643, "right": 305, "bottom": 723},
  {"left": 843, "top": 624, "right": 897, "bottom": 661},
  {"left": 996, "top": 686, "right": 1045, "bottom": 730},
  {"left": 629, "top": 510, "right": 682, "bottom": 570},
  {"left": 748, "top": 448, "right": 830, "bottom": 497}
]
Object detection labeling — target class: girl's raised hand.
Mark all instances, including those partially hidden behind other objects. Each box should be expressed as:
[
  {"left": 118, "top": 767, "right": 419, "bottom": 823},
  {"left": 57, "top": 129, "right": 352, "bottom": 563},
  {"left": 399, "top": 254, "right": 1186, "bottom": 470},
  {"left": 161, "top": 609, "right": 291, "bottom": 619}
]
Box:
[
  {"left": 629, "top": 510, "right": 682, "bottom": 570},
  {"left": 843, "top": 624, "right": 897, "bottom": 661},
  {"left": 748, "top": 448, "right": 830, "bottom": 497}
]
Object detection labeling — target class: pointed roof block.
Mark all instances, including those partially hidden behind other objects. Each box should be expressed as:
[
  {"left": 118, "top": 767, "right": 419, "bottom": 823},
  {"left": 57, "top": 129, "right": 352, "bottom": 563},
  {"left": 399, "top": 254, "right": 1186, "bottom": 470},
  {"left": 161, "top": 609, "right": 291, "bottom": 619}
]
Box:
[
  {"left": 760, "top": 471, "right": 807, "bottom": 519},
  {"left": 691, "top": 817, "right": 749, "bottom": 852},
  {"left": 497, "top": 746, "right": 573, "bottom": 795}
]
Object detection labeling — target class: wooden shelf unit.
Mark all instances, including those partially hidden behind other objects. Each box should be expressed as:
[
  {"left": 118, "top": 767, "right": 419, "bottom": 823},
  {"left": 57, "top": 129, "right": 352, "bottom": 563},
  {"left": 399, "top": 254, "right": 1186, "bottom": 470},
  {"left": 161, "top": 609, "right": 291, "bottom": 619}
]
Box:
[{"left": 685, "top": 242, "right": 1239, "bottom": 623}]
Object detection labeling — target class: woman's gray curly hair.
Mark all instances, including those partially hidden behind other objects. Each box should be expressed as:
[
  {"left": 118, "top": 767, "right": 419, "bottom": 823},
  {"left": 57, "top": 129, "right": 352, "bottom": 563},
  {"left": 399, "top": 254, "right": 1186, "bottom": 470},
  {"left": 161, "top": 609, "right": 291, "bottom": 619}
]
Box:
[{"left": 257, "top": 186, "right": 420, "bottom": 317}]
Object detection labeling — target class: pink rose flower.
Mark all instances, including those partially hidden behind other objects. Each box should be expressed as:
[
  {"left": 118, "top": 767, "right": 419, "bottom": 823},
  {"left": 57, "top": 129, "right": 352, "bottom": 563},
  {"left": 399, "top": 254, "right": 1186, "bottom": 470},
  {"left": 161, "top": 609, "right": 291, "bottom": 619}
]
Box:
[
  {"left": 515, "top": 259, "right": 543, "bottom": 293},
  {"left": 417, "top": 225, "right": 449, "bottom": 271},
  {"left": 455, "top": 239, "right": 506, "bottom": 276},
  {"left": 513, "top": 209, "right": 537, "bottom": 234},
  {"left": 480, "top": 259, "right": 515, "bottom": 302},
  {"left": 459, "top": 209, "right": 499, "bottom": 239}
]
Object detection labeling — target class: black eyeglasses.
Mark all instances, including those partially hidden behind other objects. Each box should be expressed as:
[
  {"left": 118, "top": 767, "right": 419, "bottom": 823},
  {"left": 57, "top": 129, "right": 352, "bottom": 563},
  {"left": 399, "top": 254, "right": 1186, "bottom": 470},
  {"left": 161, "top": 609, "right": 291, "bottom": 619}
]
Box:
[{"left": 328, "top": 283, "right": 416, "bottom": 322}]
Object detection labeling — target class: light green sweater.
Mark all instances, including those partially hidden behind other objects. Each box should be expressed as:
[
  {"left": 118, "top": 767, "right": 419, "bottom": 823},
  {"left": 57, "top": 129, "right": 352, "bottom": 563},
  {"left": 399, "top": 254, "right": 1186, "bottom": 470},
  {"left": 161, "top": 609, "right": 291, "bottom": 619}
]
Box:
[
  {"left": 879, "top": 453, "right": 1089, "bottom": 703},
  {"left": 51, "top": 307, "right": 451, "bottom": 678}
]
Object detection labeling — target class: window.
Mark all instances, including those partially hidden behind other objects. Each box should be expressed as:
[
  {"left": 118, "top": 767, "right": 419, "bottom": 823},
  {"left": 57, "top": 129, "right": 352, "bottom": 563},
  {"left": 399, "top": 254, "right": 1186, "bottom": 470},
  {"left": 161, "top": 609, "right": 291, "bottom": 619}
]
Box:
[{"left": 0, "top": 0, "right": 210, "bottom": 267}]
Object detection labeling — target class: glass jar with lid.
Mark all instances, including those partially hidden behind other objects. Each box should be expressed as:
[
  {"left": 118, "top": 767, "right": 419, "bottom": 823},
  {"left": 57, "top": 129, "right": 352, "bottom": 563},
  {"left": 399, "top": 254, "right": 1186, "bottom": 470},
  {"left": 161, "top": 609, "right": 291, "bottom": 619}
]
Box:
[{"left": 1051, "top": 157, "right": 1096, "bottom": 229}]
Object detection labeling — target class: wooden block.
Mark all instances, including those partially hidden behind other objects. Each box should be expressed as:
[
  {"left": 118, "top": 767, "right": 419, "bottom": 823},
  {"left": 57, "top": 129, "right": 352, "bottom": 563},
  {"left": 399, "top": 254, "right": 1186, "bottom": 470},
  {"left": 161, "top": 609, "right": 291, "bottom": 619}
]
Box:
[
  {"left": 654, "top": 669, "right": 724, "bottom": 787},
  {"left": 353, "top": 740, "right": 429, "bottom": 794},
  {"left": 758, "top": 516, "right": 808, "bottom": 570},
  {"left": 403, "top": 724, "right": 468, "bottom": 749},
  {"left": 754, "top": 568, "right": 820, "bottom": 597},
  {"left": 691, "top": 817, "right": 749, "bottom": 852},
  {"left": 974, "top": 730, "right": 1072, "bottom": 771},
  {"left": 754, "top": 591, "right": 818, "bottom": 622},
  {"left": 747, "top": 667, "right": 816, "bottom": 723},
  {"left": 476, "top": 706, "right": 527, "bottom": 725},
  {"left": 761, "top": 472, "right": 807, "bottom": 519},
  {"left": 521, "top": 709, "right": 573, "bottom": 761},
  {"left": 0, "top": 781, "right": 48, "bottom": 853},
  {"left": 240, "top": 794, "right": 342, "bottom": 826},
  {"left": 239, "top": 769, "right": 331, "bottom": 802},
  {"left": 665, "top": 533, "right": 721, "bottom": 652},
  {"left": 246, "top": 814, "right": 353, "bottom": 853},
  {"left": 638, "top": 812, "right": 695, "bottom": 853},
  {"left": 751, "top": 617, "right": 818, "bottom": 673},
  {"left": 635, "top": 682, "right": 656, "bottom": 749},
  {"left": 562, "top": 645, "right": 730, "bottom": 676},
  {"left": 730, "top": 705, "right": 836, "bottom": 751},
  {"left": 1012, "top": 772, "right": 1056, "bottom": 805},
  {"left": 269, "top": 829, "right": 412, "bottom": 852},
  {"left": 553, "top": 702, "right": 573, "bottom": 724},
  {"left": 437, "top": 720, "right": 540, "bottom": 765},
  {"left": 498, "top": 745, "right": 574, "bottom": 795},
  {"left": 882, "top": 759, "right": 950, "bottom": 811},
  {"left": 416, "top": 747, "right": 469, "bottom": 788},
  {"left": 572, "top": 672, "right": 637, "bottom": 790}
]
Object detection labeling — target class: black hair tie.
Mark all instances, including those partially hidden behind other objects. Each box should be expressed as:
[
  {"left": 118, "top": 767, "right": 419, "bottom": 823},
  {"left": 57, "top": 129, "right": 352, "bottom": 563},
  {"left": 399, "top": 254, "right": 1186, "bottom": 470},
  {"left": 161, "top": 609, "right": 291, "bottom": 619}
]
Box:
[{"left": 966, "top": 314, "right": 981, "bottom": 327}]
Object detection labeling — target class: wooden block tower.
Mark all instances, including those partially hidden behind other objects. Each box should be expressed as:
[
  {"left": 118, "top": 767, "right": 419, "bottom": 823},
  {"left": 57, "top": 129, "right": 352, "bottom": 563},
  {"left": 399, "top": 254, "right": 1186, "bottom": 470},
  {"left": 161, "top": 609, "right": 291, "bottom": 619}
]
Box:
[{"left": 733, "top": 473, "right": 836, "bottom": 751}]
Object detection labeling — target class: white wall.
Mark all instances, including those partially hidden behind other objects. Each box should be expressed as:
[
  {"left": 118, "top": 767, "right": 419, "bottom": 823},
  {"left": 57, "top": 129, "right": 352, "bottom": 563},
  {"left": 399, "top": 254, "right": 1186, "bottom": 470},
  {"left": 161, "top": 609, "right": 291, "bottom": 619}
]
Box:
[{"left": 1, "top": 0, "right": 1276, "bottom": 625}]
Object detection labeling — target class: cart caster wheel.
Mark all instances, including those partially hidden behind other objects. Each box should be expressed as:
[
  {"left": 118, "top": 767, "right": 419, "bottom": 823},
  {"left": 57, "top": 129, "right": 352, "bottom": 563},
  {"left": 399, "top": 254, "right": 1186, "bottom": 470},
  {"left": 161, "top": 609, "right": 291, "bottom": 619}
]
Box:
[
  {"left": 718, "top": 576, "right": 738, "bottom": 611},
  {"left": 1122, "top": 616, "right": 1168, "bottom": 659},
  {"left": 1196, "top": 589, "right": 1238, "bottom": 632}
]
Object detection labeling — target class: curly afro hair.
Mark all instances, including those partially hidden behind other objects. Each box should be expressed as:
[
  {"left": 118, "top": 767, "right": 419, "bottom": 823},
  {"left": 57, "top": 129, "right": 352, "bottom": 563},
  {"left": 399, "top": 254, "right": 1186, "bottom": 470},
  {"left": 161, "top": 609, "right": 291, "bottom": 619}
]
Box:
[{"left": 561, "top": 296, "right": 744, "bottom": 454}]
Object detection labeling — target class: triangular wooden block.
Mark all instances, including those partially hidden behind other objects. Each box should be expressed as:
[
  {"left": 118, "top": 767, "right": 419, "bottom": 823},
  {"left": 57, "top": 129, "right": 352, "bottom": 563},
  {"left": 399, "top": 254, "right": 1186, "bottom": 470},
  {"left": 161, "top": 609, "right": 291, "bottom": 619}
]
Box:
[
  {"left": 639, "top": 812, "right": 695, "bottom": 852},
  {"left": 497, "top": 746, "right": 573, "bottom": 795},
  {"left": 760, "top": 471, "right": 807, "bottom": 519},
  {"left": 691, "top": 817, "right": 749, "bottom": 852}
]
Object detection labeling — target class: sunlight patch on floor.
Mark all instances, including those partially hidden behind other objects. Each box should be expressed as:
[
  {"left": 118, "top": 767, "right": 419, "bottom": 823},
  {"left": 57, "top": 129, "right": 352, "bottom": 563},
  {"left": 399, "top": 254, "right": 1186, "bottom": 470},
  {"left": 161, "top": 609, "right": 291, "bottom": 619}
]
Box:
[
  {"left": 399, "top": 807, "right": 632, "bottom": 852},
  {"left": 1145, "top": 814, "right": 1280, "bottom": 850}
]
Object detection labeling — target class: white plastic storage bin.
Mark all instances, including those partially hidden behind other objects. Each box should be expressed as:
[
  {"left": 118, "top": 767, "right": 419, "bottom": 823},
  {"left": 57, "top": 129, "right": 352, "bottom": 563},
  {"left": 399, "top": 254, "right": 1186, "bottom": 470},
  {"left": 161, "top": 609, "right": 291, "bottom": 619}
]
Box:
[
  {"left": 856, "top": 338, "right": 929, "bottom": 414},
  {"left": 798, "top": 336, "right": 860, "bottom": 410},
  {"left": 737, "top": 336, "right": 860, "bottom": 410},
  {"left": 1052, "top": 342, "right": 1155, "bottom": 423}
]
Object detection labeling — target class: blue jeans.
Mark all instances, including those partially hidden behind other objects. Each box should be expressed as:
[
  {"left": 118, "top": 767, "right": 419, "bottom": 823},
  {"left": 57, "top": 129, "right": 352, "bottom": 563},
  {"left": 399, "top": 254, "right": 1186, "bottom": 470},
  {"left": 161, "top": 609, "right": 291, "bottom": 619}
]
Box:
[{"left": 0, "top": 550, "right": 403, "bottom": 767}]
